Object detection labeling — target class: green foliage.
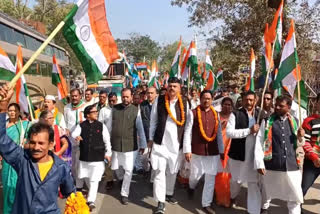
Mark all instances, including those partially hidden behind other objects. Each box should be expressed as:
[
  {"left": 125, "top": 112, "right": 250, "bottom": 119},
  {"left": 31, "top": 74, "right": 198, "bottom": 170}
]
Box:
[
  {"left": 116, "top": 33, "right": 161, "bottom": 65},
  {"left": 0, "top": 0, "right": 33, "bottom": 19},
  {"left": 171, "top": 0, "right": 320, "bottom": 84},
  {"left": 159, "top": 40, "right": 182, "bottom": 73}
]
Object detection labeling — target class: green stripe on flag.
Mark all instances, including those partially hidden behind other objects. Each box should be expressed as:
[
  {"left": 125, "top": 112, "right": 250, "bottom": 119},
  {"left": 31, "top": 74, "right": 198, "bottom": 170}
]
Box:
[
  {"left": 63, "top": 7, "right": 103, "bottom": 84},
  {"left": 52, "top": 73, "right": 61, "bottom": 86},
  {"left": 273, "top": 51, "right": 297, "bottom": 89},
  {"left": 169, "top": 61, "right": 179, "bottom": 77},
  {"left": 0, "top": 68, "right": 15, "bottom": 81}
]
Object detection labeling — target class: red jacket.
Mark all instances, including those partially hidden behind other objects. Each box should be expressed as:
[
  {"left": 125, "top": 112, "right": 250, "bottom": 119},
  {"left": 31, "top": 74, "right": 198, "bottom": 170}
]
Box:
[{"left": 302, "top": 114, "right": 320, "bottom": 161}]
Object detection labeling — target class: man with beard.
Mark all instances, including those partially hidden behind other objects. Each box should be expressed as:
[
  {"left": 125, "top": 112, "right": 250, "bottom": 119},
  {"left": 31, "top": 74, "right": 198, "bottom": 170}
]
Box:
[
  {"left": 95, "top": 90, "right": 108, "bottom": 114},
  {"left": 226, "top": 90, "right": 268, "bottom": 214},
  {"left": 64, "top": 88, "right": 87, "bottom": 190},
  {"left": 107, "top": 88, "right": 146, "bottom": 205},
  {"left": 149, "top": 77, "right": 191, "bottom": 214},
  {"left": 35, "top": 95, "right": 66, "bottom": 129},
  {"left": 184, "top": 90, "right": 224, "bottom": 214},
  {"left": 255, "top": 95, "right": 305, "bottom": 214}
]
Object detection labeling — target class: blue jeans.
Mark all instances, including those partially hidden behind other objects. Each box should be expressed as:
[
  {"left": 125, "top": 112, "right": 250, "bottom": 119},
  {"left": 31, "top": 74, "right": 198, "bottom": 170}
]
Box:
[{"left": 301, "top": 159, "right": 320, "bottom": 196}]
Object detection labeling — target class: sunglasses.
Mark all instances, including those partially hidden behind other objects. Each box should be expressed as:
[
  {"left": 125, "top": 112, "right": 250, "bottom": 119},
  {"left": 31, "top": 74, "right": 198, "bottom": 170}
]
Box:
[
  {"left": 89, "top": 111, "right": 98, "bottom": 113},
  {"left": 264, "top": 97, "right": 272, "bottom": 100}
]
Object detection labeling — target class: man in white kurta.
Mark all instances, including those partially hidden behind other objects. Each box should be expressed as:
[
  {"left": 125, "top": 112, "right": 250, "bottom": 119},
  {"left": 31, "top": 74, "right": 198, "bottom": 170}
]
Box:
[
  {"left": 64, "top": 88, "right": 87, "bottom": 189},
  {"left": 226, "top": 91, "right": 268, "bottom": 214},
  {"left": 72, "top": 105, "right": 111, "bottom": 210},
  {"left": 107, "top": 88, "right": 146, "bottom": 205},
  {"left": 183, "top": 90, "right": 224, "bottom": 214},
  {"left": 254, "top": 95, "right": 305, "bottom": 214},
  {"left": 149, "top": 77, "right": 191, "bottom": 214}
]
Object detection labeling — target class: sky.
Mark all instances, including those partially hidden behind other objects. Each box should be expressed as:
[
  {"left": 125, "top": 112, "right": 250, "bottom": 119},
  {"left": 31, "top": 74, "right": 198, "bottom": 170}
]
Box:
[{"left": 105, "top": 0, "right": 195, "bottom": 45}]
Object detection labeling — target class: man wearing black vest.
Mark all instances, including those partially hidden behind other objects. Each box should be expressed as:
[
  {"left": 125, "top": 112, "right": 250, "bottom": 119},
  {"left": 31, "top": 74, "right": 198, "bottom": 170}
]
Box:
[
  {"left": 183, "top": 90, "right": 224, "bottom": 214},
  {"left": 255, "top": 95, "right": 305, "bottom": 214},
  {"left": 226, "top": 90, "right": 267, "bottom": 214},
  {"left": 149, "top": 77, "right": 191, "bottom": 214},
  {"left": 72, "top": 105, "right": 112, "bottom": 211},
  {"left": 107, "top": 88, "right": 147, "bottom": 205}
]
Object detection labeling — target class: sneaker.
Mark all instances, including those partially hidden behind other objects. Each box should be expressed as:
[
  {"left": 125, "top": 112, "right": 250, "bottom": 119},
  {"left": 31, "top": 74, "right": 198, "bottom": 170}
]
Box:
[
  {"left": 87, "top": 201, "right": 95, "bottom": 211},
  {"left": 155, "top": 202, "right": 165, "bottom": 214},
  {"left": 203, "top": 206, "right": 216, "bottom": 214},
  {"left": 188, "top": 188, "right": 195, "bottom": 200},
  {"left": 261, "top": 209, "right": 268, "bottom": 214},
  {"left": 121, "top": 196, "right": 129, "bottom": 205},
  {"left": 106, "top": 181, "right": 114, "bottom": 190},
  {"left": 165, "top": 195, "right": 178, "bottom": 205}
]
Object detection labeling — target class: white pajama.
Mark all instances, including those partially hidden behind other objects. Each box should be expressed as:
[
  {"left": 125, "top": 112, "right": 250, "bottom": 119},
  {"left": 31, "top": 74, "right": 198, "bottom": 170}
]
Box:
[
  {"left": 226, "top": 111, "right": 264, "bottom": 214},
  {"left": 149, "top": 97, "right": 192, "bottom": 203}
]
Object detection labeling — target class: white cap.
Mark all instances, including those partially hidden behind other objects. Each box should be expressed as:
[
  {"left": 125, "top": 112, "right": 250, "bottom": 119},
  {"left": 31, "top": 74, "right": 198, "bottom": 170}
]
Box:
[{"left": 45, "top": 95, "right": 56, "bottom": 102}]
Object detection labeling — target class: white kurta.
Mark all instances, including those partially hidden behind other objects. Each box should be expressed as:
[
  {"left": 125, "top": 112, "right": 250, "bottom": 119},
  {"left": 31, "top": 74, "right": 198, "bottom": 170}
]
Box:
[
  {"left": 98, "top": 105, "right": 112, "bottom": 131},
  {"left": 149, "top": 97, "right": 192, "bottom": 174},
  {"left": 107, "top": 107, "right": 147, "bottom": 171},
  {"left": 183, "top": 109, "right": 224, "bottom": 175},
  {"left": 64, "top": 103, "right": 86, "bottom": 133},
  {"left": 226, "top": 111, "right": 258, "bottom": 183},
  {"left": 254, "top": 121, "right": 304, "bottom": 203},
  {"left": 72, "top": 122, "right": 112, "bottom": 181}
]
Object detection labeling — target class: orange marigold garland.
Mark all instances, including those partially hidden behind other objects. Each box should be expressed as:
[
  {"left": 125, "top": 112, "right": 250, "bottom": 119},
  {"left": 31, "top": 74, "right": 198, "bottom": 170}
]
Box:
[
  {"left": 64, "top": 192, "right": 90, "bottom": 214},
  {"left": 197, "top": 106, "right": 219, "bottom": 142},
  {"left": 165, "top": 93, "right": 185, "bottom": 126}
]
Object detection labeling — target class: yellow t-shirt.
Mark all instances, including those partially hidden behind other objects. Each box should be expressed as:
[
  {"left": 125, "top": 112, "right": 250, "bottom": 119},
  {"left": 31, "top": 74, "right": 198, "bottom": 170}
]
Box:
[{"left": 38, "top": 159, "right": 54, "bottom": 181}]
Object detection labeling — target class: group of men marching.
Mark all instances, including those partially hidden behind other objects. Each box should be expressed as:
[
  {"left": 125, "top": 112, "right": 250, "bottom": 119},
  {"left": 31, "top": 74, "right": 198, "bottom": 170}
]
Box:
[{"left": 0, "top": 76, "right": 319, "bottom": 214}]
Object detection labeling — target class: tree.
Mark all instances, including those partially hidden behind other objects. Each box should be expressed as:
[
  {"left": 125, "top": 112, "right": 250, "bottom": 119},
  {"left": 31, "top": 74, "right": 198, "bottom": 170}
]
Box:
[
  {"left": 159, "top": 40, "right": 184, "bottom": 73},
  {"left": 0, "top": 0, "right": 32, "bottom": 20},
  {"left": 116, "top": 33, "right": 161, "bottom": 65},
  {"left": 171, "top": 0, "right": 320, "bottom": 84}
]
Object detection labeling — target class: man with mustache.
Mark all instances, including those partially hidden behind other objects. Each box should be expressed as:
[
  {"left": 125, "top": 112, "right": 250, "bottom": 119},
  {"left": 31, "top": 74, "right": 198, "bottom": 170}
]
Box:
[
  {"left": 149, "top": 77, "right": 191, "bottom": 214},
  {"left": 0, "top": 84, "right": 75, "bottom": 214},
  {"left": 255, "top": 95, "right": 305, "bottom": 214},
  {"left": 35, "top": 95, "right": 66, "bottom": 129}
]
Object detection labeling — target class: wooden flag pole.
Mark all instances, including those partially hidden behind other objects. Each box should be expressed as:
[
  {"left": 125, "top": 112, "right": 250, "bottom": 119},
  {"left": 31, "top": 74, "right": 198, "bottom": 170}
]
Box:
[
  {"left": 257, "top": 40, "right": 276, "bottom": 124},
  {"left": 0, "top": 21, "right": 66, "bottom": 100}
]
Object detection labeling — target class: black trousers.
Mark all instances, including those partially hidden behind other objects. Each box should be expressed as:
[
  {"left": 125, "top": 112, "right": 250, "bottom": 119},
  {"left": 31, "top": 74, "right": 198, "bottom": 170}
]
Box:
[{"left": 301, "top": 159, "right": 320, "bottom": 196}]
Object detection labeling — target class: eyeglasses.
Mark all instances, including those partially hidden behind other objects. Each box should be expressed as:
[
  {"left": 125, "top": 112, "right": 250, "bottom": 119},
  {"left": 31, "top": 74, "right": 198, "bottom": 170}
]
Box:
[
  {"left": 264, "top": 97, "right": 272, "bottom": 100},
  {"left": 89, "top": 111, "right": 98, "bottom": 114}
]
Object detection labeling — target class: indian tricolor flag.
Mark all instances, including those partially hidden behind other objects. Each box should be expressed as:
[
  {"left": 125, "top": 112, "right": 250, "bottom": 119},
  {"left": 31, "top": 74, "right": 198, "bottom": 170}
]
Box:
[
  {"left": 181, "top": 41, "right": 197, "bottom": 81},
  {"left": 0, "top": 46, "right": 15, "bottom": 81},
  {"left": 216, "top": 68, "right": 223, "bottom": 83},
  {"left": 169, "top": 37, "right": 182, "bottom": 78},
  {"left": 63, "top": 0, "right": 119, "bottom": 84},
  {"left": 52, "top": 55, "right": 68, "bottom": 103},
  {"left": 273, "top": 19, "right": 300, "bottom": 97},
  {"left": 267, "top": 0, "right": 283, "bottom": 55},
  {"left": 204, "top": 50, "right": 218, "bottom": 91},
  {"left": 15, "top": 46, "right": 34, "bottom": 116},
  {"left": 148, "top": 60, "right": 160, "bottom": 89},
  {"left": 245, "top": 48, "right": 255, "bottom": 91},
  {"left": 261, "top": 24, "right": 273, "bottom": 76}
]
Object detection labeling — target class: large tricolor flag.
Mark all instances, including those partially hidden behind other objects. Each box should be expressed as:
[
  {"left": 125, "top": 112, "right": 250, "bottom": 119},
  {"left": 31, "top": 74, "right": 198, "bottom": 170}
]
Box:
[
  {"left": 52, "top": 55, "right": 68, "bottom": 103},
  {"left": 181, "top": 41, "right": 197, "bottom": 81},
  {"left": 0, "top": 46, "right": 15, "bottom": 81},
  {"left": 245, "top": 48, "right": 255, "bottom": 91},
  {"left": 267, "top": 0, "right": 283, "bottom": 55},
  {"left": 15, "top": 46, "right": 34, "bottom": 116},
  {"left": 273, "top": 19, "right": 300, "bottom": 97},
  {"left": 261, "top": 24, "right": 273, "bottom": 76},
  {"left": 169, "top": 37, "right": 182, "bottom": 77},
  {"left": 63, "top": 0, "right": 119, "bottom": 84}
]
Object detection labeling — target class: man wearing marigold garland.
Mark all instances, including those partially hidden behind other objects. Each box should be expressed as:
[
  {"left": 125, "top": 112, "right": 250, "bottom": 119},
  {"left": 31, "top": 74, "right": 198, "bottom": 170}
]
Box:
[
  {"left": 183, "top": 90, "right": 224, "bottom": 214},
  {"left": 254, "top": 95, "right": 305, "bottom": 214},
  {"left": 149, "top": 77, "right": 191, "bottom": 214}
]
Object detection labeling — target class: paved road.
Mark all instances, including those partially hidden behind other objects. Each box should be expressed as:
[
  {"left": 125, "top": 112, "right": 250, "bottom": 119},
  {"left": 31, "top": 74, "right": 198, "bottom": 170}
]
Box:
[{"left": 56, "top": 173, "right": 320, "bottom": 214}]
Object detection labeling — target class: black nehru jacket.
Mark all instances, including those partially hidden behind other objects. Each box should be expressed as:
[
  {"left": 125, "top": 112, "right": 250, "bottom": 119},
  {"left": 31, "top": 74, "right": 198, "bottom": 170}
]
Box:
[
  {"left": 153, "top": 95, "right": 188, "bottom": 149},
  {"left": 264, "top": 114, "right": 299, "bottom": 171},
  {"left": 140, "top": 100, "right": 152, "bottom": 141},
  {"left": 79, "top": 120, "right": 105, "bottom": 162}
]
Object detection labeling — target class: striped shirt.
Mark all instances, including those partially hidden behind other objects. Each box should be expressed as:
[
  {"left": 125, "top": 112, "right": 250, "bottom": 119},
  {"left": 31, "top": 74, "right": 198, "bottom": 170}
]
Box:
[{"left": 302, "top": 114, "right": 320, "bottom": 161}]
